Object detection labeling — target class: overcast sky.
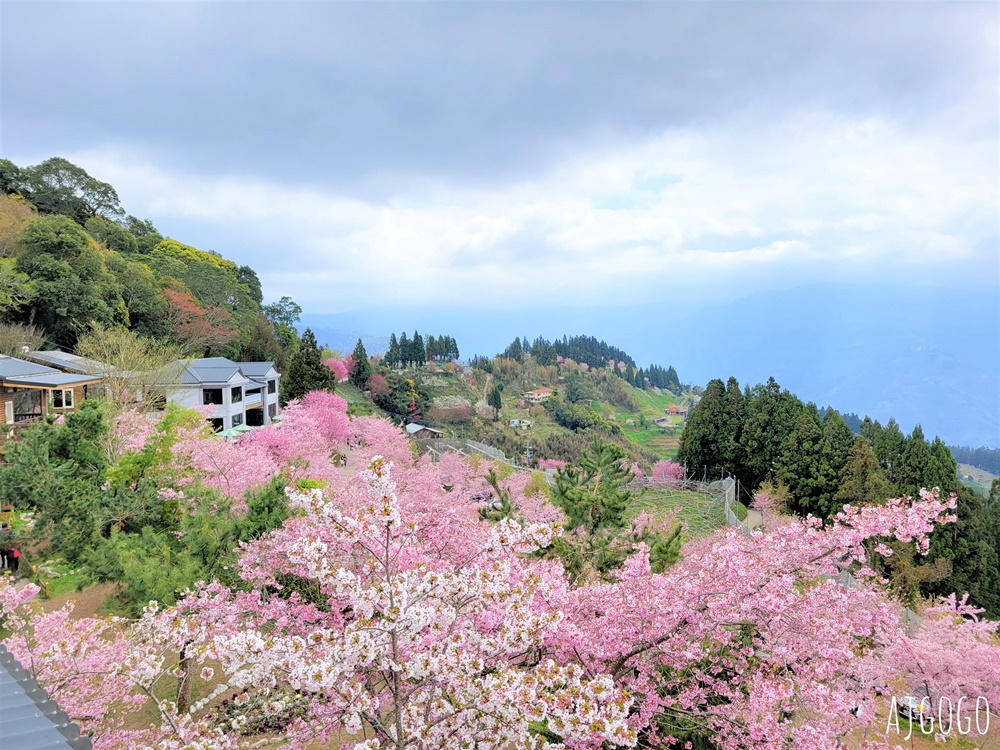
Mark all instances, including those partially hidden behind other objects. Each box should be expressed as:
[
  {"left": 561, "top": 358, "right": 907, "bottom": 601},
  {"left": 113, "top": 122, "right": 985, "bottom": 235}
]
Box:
[{"left": 2, "top": 1, "right": 997, "bottom": 312}]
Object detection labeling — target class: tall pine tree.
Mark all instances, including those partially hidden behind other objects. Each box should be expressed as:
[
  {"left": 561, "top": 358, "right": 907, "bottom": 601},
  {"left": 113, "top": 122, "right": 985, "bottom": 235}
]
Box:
[
  {"left": 281, "top": 328, "right": 335, "bottom": 404},
  {"left": 835, "top": 437, "right": 892, "bottom": 508},
  {"left": 350, "top": 338, "right": 371, "bottom": 390},
  {"left": 386, "top": 333, "right": 399, "bottom": 368},
  {"left": 412, "top": 330, "right": 426, "bottom": 365}
]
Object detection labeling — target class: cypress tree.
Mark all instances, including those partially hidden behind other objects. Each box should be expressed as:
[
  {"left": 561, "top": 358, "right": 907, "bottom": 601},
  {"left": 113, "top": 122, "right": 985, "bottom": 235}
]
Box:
[
  {"left": 281, "top": 328, "right": 335, "bottom": 404},
  {"left": 398, "top": 332, "right": 410, "bottom": 367},
  {"left": 487, "top": 382, "right": 503, "bottom": 420},
  {"left": 412, "top": 330, "right": 426, "bottom": 365},
  {"left": 350, "top": 338, "right": 371, "bottom": 390},
  {"left": 740, "top": 378, "right": 804, "bottom": 490},
  {"left": 777, "top": 413, "right": 825, "bottom": 517},
  {"left": 677, "top": 379, "right": 729, "bottom": 477},
  {"left": 835, "top": 437, "right": 892, "bottom": 508},
  {"left": 814, "top": 410, "right": 856, "bottom": 514},
  {"left": 386, "top": 333, "right": 399, "bottom": 368}
]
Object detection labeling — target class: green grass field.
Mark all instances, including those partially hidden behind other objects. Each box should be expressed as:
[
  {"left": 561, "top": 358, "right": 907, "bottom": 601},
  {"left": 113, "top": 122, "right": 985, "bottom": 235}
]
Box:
[
  {"left": 622, "top": 426, "right": 681, "bottom": 459},
  {"left": 958, "top": 463, "right": 997, "bottom": 497},
  {"left": 626, "top": 487, "right": 726, "bottom": 539}
]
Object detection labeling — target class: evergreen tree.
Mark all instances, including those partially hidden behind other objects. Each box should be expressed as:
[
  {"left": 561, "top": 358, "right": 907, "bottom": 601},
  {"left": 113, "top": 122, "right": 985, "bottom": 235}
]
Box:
[
  {"left": 721, "top": 377, "right": 745, "bottom": 474},
  {"left": 924, "top": 484, "right": 1000, "bottom": 618},
  {"left": 398, "top": 332, "right": 410, "bottom": 367},
  {"left": 425, "top": 334, "right": 437, "bottom": 361},
  {"left": 386, "top": 333, "right": 400, "bottom": 368},
  {"left": 487, "top": 382, "right": 503, "bottom": 420},
  {"left": 280, "top": 328, "right": 335, "bottom": 404},
  {"left": 898, "top": 425, "right": 933, "bottom": 495},
  {"left": 814, "top": 410, "right": 856, "bottom": 514},
  {"left": 677, "top": 379, "right": 731, "bottom": 478},
  {"left": 777, "top": 413, "right": 825, "bottom": 517},
  {"left": 412, "top": 330, "right": 426, "bottom": 365},
  {"left": 860, "top": 417, "right": 906, "bottom": 487},
  {"left": 551, "top": 440, "right": 634, "bottom": 534},
  {"left": 350, "top": 338, "right": 372, "bottom": 390},
  {"left": 530, "top": 337, "right": 556, "bottom": 366},
  {"left": 739, "top": 378, "right": 804, "bottom": 490},
  {"left": 928, "top": 437, "right": 959, "bottom": 490},
  {"left": 502, "top": 337, "right": 523, "bottom": 361},
  {"left": 666, "top": 365, "right": 681, "bottom": 394},
  {"left": 835, "top": 437, "right": 892, "bottom": 508}
]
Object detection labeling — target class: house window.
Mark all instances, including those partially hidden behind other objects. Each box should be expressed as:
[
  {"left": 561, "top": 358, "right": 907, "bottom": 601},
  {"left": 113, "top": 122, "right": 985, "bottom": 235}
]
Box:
[
  {"left": 268, "top": 403, "right": 276, "bottom": 418},
  {"left": 231, "top": 413, "right": 243, "bottom": 427},
  {"left": 231, "top": 386, "right": 243, "bottom": 403},
  {"left": 52, "top": 389, "right": 74, "bottom": 409},
  {"left": 203, "top": 388, "right": 223, "bottom": 405},
  {"left": 13, "top": 390, "right": 41, "bottom": 418},
  {"left": 267, "top": 380, "right": 276, "bottom": 394},
  {"left": 209, "top": 418, "right": 224, "bottom": 432}
]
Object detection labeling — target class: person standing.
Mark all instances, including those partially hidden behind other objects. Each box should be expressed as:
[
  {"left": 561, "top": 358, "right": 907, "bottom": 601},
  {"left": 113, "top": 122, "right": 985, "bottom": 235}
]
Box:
[{"left": 0, "top": 522, "right": 15, "bottom": 572}]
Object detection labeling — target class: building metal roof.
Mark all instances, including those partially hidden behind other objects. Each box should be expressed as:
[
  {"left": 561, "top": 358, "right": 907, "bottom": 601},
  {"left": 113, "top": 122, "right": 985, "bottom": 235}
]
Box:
[
  {"left": 4, "top": 374, "right": 102, "bottom": 389},
  {"left": 238, "top": 362, "right": 277, "bottom": 379},
  {"left": 0, "top": 644, "right": 92, "bottom": 749},
  {"left": 172, "top": 358, "right": 278, "bottom": 386},
  {"left": 0, "top": 356, "right": 100, "bottom": 388},
  {"left": 175, "top": 358, "right": 244, "bottom": 385},
  {"left": 24, "top": 352, "right": 105, "bottom": 376},
  {"left": 405, "top": 423, "right": 443, "bottom": 435},
  {"left": 0, "top": 356, "right": 55, "bottom": 379}
]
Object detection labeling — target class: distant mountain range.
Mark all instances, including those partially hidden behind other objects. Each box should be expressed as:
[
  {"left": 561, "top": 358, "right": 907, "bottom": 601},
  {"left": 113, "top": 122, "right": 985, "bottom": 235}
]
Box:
[{"left": 300, "top": 283, "right": 1000, "bottom": 448}]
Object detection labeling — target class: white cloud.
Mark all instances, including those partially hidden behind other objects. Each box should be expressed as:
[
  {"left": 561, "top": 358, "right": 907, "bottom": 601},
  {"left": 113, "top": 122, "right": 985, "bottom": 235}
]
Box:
[{"left": 60, "top": 109, "right": 997, "bottom": 310}]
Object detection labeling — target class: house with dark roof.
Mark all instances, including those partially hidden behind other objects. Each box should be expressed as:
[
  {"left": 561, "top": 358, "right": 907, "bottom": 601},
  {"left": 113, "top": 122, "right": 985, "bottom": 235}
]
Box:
[
  {"left": 0, "top": 644, "right": 93, "bottom": 749},
  {"left": 404, "top": 423, "right": 444, "bottom": 439},
  {"left": 0, "top": 356, "right": 102, "bottom": 426},
  {"left": 24, "top": 351, "right": 108, "bottom": 376},
  {"left": 166, "top": 357, "right": 281, "bottom": 431}
]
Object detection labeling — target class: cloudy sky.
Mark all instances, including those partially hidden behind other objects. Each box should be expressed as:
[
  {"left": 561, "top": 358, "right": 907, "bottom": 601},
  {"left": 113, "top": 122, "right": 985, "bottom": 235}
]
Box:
[{"left": 2, "top": 1, "right": 997, "bottom": 313}]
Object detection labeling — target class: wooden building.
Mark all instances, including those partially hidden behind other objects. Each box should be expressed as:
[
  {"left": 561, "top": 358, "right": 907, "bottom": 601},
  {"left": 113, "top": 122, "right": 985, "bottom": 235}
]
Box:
[{"left": 0, "top": 355, "right": 102, "bottom": 426}]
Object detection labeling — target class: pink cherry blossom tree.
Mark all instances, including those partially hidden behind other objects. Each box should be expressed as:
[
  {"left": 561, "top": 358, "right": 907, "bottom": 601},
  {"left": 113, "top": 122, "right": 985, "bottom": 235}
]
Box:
[
  {"left": 324, "top": 358, "right": 350, "bottom": 382},
  {"left": 649, "top": 459, "right": 686, "bottom": 485},
  {"left": 4, "top": 397, "right": 997, "bottom": 750}
]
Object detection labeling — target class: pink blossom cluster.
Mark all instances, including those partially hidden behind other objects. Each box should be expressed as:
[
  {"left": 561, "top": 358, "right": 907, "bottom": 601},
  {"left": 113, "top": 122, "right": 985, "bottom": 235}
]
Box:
[
  {"left": 537, "top": 458, "right": 567, "bottom": 470},
  {"left": 649, "top": 459, "right": 686, "bottom": 484},
  {"left": 323, "top": 358, "right": 349, "bottom": 381},
  {"left": 4, "top": 402, "right": 997, "bottom": 750}
]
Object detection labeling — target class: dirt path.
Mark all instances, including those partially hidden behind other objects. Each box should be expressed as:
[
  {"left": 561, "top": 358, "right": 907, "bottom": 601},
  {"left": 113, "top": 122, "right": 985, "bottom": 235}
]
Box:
[{"left": 36, "top": 583, "right": 117, "bottom": 619}]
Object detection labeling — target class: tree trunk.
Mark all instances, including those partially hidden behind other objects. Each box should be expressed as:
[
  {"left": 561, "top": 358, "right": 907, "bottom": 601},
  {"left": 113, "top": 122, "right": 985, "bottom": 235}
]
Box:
[{"left": 177, "top": 643, "right": 193, "bottom": 714}]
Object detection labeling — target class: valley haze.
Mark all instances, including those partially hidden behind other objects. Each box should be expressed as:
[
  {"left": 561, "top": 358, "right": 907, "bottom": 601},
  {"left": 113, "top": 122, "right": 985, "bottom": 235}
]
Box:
[
  {"left": 301, "top": 283, "right": 1000, "bottom": 449},
  {"left": 4, "top": 2, "right": 997, "bottom": 447}
]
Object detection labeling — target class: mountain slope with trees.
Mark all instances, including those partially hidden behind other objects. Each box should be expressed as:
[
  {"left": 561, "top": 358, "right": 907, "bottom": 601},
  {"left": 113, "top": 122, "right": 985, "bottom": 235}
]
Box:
[
  {"left": 677, "top": 374, "right": 1000, "bottom": 618},
  {"left": 0, "top": 156, "right": 299, "bottom": 365}
]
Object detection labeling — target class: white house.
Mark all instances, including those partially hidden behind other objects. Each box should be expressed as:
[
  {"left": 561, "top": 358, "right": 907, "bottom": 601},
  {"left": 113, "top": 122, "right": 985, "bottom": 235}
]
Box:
[
  {"left": 167, "top": 358, "right": 281, "bottom": 431},
  {"left": 523, "top": 388, "right": 553, "bottom": 405}
]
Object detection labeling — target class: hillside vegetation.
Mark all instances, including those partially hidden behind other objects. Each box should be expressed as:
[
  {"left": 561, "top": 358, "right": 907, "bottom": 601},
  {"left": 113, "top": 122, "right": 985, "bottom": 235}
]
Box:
[{"left": 0, "top": 156, "right": 300, "bottom": 369}]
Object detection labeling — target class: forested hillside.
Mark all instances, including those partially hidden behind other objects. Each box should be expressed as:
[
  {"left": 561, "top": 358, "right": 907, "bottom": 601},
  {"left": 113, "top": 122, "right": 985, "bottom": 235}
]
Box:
[
  {"left": 950, "top": 444, "right": 1000, "bottom": 475},
  {"left": 678, "top": 376, "right": 1000, "bottom": 618},
  {"left": 0, "top": 156, "right": 299, "bottom": 365}
]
